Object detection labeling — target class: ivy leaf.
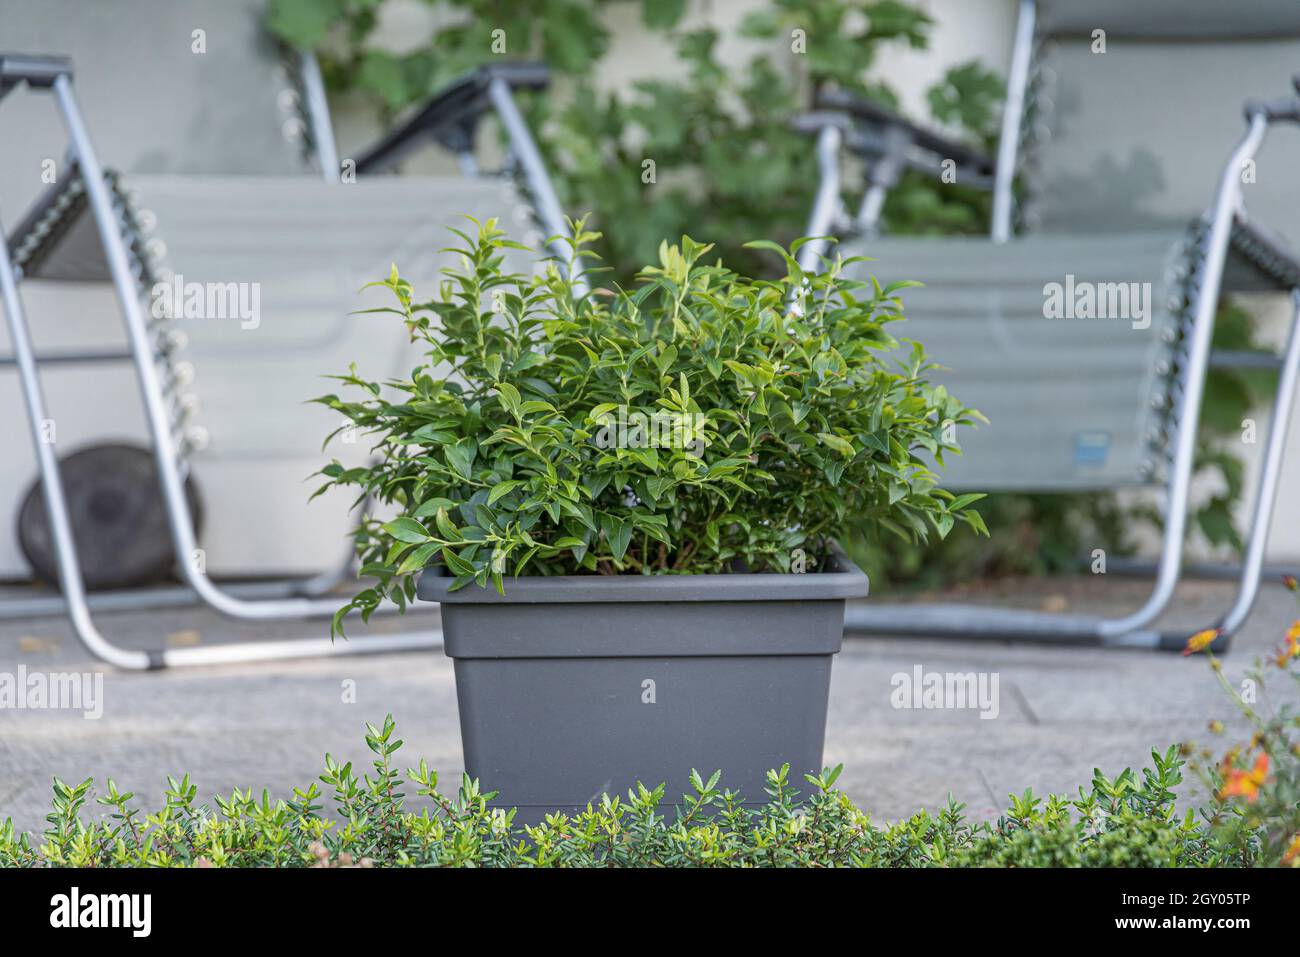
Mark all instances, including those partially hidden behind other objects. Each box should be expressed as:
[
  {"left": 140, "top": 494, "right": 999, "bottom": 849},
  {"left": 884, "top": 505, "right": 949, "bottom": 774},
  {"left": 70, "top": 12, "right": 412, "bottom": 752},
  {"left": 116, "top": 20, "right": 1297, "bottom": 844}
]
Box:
[
  {"left": 265, "top": 0, "right": 344, "bottom": 47},
  {"left": 356, "top": 50, "right": 413, "bottom": 111},
  {"left": 642, "top": 0, "right": 686, "bottom": 30}
]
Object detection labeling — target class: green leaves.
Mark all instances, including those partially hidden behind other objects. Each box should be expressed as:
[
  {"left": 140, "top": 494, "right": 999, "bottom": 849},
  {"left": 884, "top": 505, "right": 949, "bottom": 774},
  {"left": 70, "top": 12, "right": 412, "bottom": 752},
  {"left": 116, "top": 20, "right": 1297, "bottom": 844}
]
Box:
[
  {"left": 487, "top": 480, "right": 524, "bottom": 505},
  {"left": 495, "top": 381, "right": 522, "bottom": 417},
  {"left": 264, "top": 0, "right": 345, "bottom": 48},
  {"left": 444, "top": 438, "right": 477, "bottom": 480},
  {"left": 641, "top": 0, "right": 686, "bottom": 30},
  {"left": 600, "top": 514, "right": 632, "bottom": 562},
  {"left": 432, "top": 507, "right": 461, "bottom": 542},
  {"left": 383, "top": 518, "right": 431, "bottom": 544},
  {"left": 440, "top": 547, "right": 476, "bottom": 577},
  {"left": 817, "top": 432, "right": 857, "bottom": 458},
  {"left": 927, "top": 61, "right": 1005, "bottom": 142},
  {"left": 273, "top": 0, "right": 1000, "bottom": 286},
  {"left": 396, "top": 542, "right": 441, "bottom": 575},
  {"left": 316, "top": 219, "right": 984, "bottom": 622}
]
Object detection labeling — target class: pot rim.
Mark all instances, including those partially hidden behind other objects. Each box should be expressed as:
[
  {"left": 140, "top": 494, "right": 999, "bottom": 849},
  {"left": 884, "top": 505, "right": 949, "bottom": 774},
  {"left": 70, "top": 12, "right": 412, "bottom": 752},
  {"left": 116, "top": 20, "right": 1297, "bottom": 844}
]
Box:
[{"left": 417, "top": 545, "right": 869, "bottom": 604}]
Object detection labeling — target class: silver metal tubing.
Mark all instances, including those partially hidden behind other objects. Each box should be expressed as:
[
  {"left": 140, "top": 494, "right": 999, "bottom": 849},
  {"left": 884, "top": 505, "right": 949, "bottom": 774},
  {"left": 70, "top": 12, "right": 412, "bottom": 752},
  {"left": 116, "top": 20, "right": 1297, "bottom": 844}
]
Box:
[
  {"left": 1, "top": 213, "right": 148, "bottom": 669},
  {"left": 1, "top": 210, "right": 441, "bottom": 664},
  {"left": 843, "top": 603, "right": 1159, "bottom": 646},
  {"left": 845, "top": 112, "right": 1282, "bottom": 651},
  {"left": 853, "top": 127, "right": 909, "bottom": 237},
  {"left": 0, "top": 522, "right": 370, "bottom": 620},
  {"left": 1210, "top": 349, "right": 1286, "bottom": 371},
  {"left": 161, "top": 629, "right": 444, "bottom": 667},
  {"left": 1202, "top": 290, "right": 1300, "bottom": 639},
  {"left": 991, "top": 0, "right": 1036, "bottom": 243},
  {"left": 485, "top": 76, "right": 588, "bottom": 295},
  {"left": 1099, "top": 558, "right": 1300, "bottom": 583},
  {"left": 796, "top": 123, "right": 844, "bottom": 273},
  {"left": 1098, "top": 111, "right": 1271, "bottom": 639},
  {"left": 856, "top": 183, "right": 888, "bottom": 238},
  {"left": 13, "top": 74, "right": 445, "bottom": 668},
  {"left": 53, "top": 75, "right": 355, "bottom": 622},
  {"left": 0, "top": 576, "right": 345, "bottom": 621},
  {"left": 298, "top": 51, "right": 340, "bottom": 182},
  {"left": 0, "top": 349, "right": 133, "bottom": 365}
]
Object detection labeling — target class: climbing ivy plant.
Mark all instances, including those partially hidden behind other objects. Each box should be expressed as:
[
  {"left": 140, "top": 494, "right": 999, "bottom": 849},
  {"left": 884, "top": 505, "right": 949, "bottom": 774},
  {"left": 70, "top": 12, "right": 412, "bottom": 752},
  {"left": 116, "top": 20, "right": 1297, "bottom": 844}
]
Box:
[{"left": 266, "top": 0, "right": 999, "bottom": 281}]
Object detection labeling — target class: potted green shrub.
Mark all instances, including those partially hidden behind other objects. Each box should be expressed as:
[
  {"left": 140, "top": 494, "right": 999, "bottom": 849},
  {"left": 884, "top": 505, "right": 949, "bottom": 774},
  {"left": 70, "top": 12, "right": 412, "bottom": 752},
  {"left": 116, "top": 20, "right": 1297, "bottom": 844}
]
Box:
[{"left": 315, "top": 219, "right": 984, "bottom": 820}]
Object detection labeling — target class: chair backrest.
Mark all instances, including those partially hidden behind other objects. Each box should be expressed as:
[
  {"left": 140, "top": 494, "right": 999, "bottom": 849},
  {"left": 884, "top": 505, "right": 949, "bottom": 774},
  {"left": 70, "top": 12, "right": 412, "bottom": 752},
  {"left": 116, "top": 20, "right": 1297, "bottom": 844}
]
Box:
[
  {"left": 0, "top": 0, "right": 307, "bottom": 218},
  {"left": 836, "top": 233, "right": 1186, "bottom": 492},
  {"left": 1023, "top": 0, "right": 1300, "bottom": 241},
  {"left": 826, "top": 2, "right": 1299, "bottom": 494},
  {"left": 121, "top": 174, "right": 534, "bottom": 457}
]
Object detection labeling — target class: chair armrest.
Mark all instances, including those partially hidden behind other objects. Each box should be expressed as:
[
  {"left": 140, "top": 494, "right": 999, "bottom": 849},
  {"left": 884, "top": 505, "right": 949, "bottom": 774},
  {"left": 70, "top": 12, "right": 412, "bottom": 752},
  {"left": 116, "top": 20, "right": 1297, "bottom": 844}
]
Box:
[
  {"left": 815, "top": 87, "right": 995, "bottom": 178},
  {"left": 1228, "top": 214, "right": 1300, "bottom": 290},
  {"left": 354, "top": 62, "right": 550, "bottom": 173},
  {"left": 0, "top": 53, "right": 72, "bottom": 100}
]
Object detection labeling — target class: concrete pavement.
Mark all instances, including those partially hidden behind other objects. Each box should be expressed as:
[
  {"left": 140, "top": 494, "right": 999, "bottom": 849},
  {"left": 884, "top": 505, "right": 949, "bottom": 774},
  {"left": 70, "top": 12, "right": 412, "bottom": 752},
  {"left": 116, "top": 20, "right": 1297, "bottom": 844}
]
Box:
[{"left": 0, "top": 573, "right": 1290, "bottom": 835}]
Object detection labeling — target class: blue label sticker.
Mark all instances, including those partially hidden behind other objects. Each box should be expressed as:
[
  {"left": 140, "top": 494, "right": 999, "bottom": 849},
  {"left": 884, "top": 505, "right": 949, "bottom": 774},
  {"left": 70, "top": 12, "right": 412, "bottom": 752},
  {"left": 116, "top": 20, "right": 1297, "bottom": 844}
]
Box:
[{"left": 1073, "top": 431, "right": 1110, "bottom": 466}]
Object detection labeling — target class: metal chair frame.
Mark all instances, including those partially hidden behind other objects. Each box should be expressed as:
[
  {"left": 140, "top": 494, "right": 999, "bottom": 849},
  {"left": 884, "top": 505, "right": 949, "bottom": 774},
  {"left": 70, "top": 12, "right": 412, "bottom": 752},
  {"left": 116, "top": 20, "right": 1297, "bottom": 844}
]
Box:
[
  {"left": 797, "top": 0, "right": 1300, "bottom": 651},
  {"left": 0, "top": 50, "right": 578, "bottom": 668}
]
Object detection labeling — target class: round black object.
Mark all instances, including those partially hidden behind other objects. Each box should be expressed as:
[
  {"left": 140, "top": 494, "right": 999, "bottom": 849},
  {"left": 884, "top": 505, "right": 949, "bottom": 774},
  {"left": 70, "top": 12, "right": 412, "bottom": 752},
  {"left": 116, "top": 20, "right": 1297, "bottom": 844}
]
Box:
[{"left": 17, "top": 443, "right": 203, "bottom": 591}]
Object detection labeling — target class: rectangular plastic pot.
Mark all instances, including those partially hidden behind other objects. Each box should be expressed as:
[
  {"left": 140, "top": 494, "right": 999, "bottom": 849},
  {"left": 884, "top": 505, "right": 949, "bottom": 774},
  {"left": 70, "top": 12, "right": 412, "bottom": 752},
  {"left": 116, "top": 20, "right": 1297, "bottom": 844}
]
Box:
[{"left": 418, "top": 551, "right": 869, "bottom": 822}]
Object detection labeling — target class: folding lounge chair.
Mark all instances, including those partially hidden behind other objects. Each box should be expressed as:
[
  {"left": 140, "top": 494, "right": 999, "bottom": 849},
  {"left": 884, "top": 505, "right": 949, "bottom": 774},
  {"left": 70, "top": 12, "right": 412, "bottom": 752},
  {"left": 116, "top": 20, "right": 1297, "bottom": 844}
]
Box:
[
  {"left": 0, "top": 0, "right": 581, "bottom": 669},
  {"left": 798, "top": 0, "right": 1300, "bottom": 651}
]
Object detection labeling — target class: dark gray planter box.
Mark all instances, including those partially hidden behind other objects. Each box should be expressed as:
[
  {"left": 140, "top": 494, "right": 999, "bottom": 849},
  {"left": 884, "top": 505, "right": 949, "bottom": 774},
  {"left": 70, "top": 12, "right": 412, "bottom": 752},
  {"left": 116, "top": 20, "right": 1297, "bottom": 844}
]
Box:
[{"left": 418, "top": 551, "right": 869, "bottom": 822}]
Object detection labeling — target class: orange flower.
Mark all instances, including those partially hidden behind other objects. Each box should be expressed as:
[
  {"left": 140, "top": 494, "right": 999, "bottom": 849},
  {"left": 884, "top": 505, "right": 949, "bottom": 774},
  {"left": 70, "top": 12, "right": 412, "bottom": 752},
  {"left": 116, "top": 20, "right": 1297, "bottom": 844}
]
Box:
[
  {"left": 1183, "top": 628, "right": 1220, "bottom": 656},
  {"left": 1284, "top": 834, "right": 1300, "bottom": 865},
  {"left": 1219, "top": 753, "right": 1270, "bottom": 803},
  {"left": 1272, "top": 621, "right": 1300, "bottom": 667},
  {"left": 1284, "top": 574, "right": 1298, "bottom": 592}
]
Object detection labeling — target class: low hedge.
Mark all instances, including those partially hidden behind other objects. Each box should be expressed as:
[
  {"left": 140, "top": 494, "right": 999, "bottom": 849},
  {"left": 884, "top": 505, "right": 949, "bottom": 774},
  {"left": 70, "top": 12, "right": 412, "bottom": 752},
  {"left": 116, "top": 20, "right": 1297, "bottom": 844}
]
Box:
[
  {"left": 5, "top": 588, "right": 1297, "bottom": 868},
  {"left": 0, "top": 721, "right": 1272, "bottom": 868}
]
